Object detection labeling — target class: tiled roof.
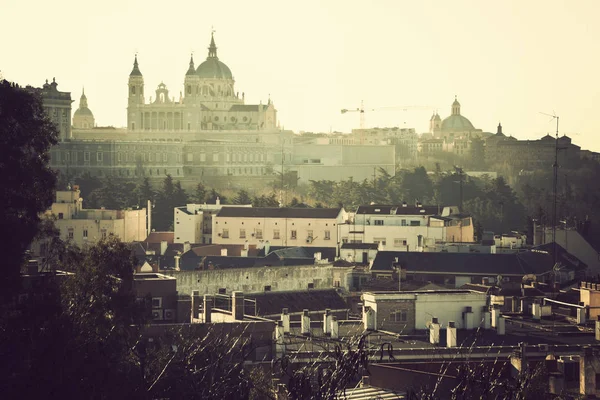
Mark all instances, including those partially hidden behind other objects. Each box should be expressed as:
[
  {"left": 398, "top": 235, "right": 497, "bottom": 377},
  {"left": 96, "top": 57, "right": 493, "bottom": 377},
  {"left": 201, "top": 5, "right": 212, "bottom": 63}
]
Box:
[
  {"left": 144, "top": 231, "right": 174, "bottom": 244},
  {"left": 216, "top": 207, "right": 342, "bottom": 219},
  {"left": 246, "top": 289, "right": 348, "bottom": 316},
  {"left": 188, "top": 244, "right": 259, "bottom": 257},
  {"left": 371, "top": 250, "right": 563, "bottom": 276},
  {"left": 229, "top": 104, "right": 262, "bottom": 112},
  {"left": 356, "top": 204, "right": 440, "bottom": 216}
]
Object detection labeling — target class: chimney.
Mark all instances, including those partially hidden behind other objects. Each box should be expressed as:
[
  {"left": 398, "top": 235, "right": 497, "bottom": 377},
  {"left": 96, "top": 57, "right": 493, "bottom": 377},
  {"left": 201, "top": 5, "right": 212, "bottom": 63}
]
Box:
[
  {"left": 174, "top": 255, "right": 181, "bottom": 271},
  {"left": 301, "top": 309, "right": 311, "bottom": 336},
  {"left": 491, "top": 306, "right": 500, "bottom": 328},
  {"left": 463, "top": 306, "right": 474, "bottom": 330},
  {"left": 203, "top": 294, "right": 213, "bottom": 323},
  {"left": 191, "top": 290, "right": 201, "bottom": 321},
  {"left": 241, "top": 249, "right": 248, "bottom": 257},
  {"left": 595, "top": 315, "right": 600, "bottom": 341},
  {"left": 264, "top": 241, "right": 271, "bottom": 255},
  {"left": 183, "top": 241, "right": 191, "bottom": 253},
  {"left": 281, "top": 308, "right": 290, "bottom": 334},
  {"left": 360, "top": 375, "right": 370, "bottom": 388},
  {"left": 27, "top": 259, "right": 39, "bottom": 274},
  {"left": 232, "top": 291, "right": 244, "bottom": 321},
  {"left": 447, "top": 321, "right": 457, "bottom": 348},
  {"left": 497, "top": 316, "right": 506, "bottom": 335},
  {"left": 221, "top": 248, "right": 228, "bottom": 256},
  {"left": 160, "top": 240, "right": 168, "bottom": 256},
  {"left": 216, "top": 197, "right": 220, "bottom": 206},
  {"left": 331, "top": 316, "right": 339, "bottom": 339},
  {"left": 363, "top": 305, "right": 376, "bottom": 331},
  {"left": 577, "top": 305, "right": 587, "bottom": 325},
  {"left": 580, "top": 346, "right": 598, "bottom": 396},
  {"left": 275, "top": 320, "right": 285, "bottom": 357},
  {"left": 429, "top": 317, "right": 440, "bottom": 345},
  {"left": 323, "top": 309, "right": 332, "bottom": 336},
  {"left": 483, "top": 307, "right": 491, "bottom": 329}
]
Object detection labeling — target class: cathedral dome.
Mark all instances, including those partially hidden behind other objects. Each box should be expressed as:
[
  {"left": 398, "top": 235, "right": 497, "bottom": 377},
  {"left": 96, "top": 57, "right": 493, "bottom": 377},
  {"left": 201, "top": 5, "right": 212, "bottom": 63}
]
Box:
[
  {"left": 196, "top": 33, "right": 233, "bottom": 79},
  {"left": 196, "top": 58, "right": 232, "bottom": 79},
  {"left": 74, "top": 107, "right": 94, "bottom": 117},
  {"left": 441, "top": 114, "right": 475, "bottom": 132}
]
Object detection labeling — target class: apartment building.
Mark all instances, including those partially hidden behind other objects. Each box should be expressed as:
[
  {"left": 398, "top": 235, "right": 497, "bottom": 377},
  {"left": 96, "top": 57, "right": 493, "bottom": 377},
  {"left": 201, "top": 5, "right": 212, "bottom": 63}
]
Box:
[
  {"left": 212, "top": 207, "right": 346, "bottom": 252},
  {"left": 340, "top": 203, "right": 474, "bottom": 251},
  {"left": 39, "top": 187, "right": 147, "bottom": 249},
  {"left": 174, "top": 199, "right": 251, "bottom": 244}
]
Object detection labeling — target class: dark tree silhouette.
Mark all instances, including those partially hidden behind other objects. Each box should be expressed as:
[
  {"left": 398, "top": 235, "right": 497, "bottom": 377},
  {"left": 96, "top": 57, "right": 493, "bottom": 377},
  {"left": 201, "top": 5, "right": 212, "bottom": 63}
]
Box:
[{"left": 0, "top": 80, "right": 58, "bottom": 300}]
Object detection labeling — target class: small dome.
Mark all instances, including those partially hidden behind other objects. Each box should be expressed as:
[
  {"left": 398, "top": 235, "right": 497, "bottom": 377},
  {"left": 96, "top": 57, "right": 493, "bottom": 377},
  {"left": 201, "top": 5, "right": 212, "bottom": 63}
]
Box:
[
  {"left": 441, "top": 114, "right": 475, "bottom": 132},
  {"left": 74, "top": 107, "right": 94, "bottom": 117},
  {"left": 196, "top": 58, "right": 232, "bottom": 79}
]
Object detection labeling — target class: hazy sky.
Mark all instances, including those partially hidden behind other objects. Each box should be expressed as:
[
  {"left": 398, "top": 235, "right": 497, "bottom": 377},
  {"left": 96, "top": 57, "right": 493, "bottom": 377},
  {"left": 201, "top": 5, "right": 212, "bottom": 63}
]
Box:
[{"left": 3, "top": 0, "right": 600, "bottom": 151}]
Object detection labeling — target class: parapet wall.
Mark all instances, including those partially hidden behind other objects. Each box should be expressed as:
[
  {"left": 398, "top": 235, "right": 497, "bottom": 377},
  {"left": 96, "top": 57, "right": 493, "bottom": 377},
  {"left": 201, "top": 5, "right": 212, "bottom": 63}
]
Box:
[{"left": 171, "top": 264, "right": 335, "bottom": 296}]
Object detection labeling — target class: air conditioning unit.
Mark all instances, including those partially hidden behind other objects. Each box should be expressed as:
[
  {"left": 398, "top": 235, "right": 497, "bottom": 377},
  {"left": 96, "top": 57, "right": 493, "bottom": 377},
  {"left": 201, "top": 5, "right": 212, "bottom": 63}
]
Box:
[
  {"left": 152, "top": 309, "right": 164, "bottom": 320},
  {"left": 164, "top": 309, "right": 176, "bottom": 320}
]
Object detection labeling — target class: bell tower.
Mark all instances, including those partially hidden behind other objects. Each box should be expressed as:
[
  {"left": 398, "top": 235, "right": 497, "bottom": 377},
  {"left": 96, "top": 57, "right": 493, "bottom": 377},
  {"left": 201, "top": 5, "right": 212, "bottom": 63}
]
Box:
[{"left": 128, "top": 55, "right": 144, "bottom": 131}]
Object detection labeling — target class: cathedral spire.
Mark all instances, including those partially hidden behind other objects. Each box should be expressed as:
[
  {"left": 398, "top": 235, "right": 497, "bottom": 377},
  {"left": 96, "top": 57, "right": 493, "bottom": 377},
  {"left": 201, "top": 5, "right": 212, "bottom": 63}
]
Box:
[
  {"left": 186, "top": 53, "right": 196, "bottom": 75},
  {"left": 80, "top": 87, "right": 88, "bottom": 108},
  {"left": 130, "top": 54, "right": 142, "bottom": 76},
  {"left": 208, "top": 31, "right": 218, "bottom": 59}
]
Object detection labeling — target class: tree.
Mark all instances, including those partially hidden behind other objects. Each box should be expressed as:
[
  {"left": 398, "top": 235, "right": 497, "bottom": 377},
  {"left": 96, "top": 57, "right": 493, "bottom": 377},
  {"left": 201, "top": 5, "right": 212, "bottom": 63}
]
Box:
[
  {"left": 233, "top": 189, "right": 252, "bottom": 205},
  {"left": 0, "top": 80, "right": 58, "bottom": 300},
  {"left": 193, "top": 182, "right": 207, "bottom": 203},
  {"left": 136, "top": 177, "right": 156, "bottom": 206}
]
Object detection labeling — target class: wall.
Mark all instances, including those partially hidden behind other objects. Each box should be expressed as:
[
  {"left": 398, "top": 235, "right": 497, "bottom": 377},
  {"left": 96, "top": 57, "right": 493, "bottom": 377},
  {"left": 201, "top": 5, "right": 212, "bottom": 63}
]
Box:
[
  {"left": 171, "top": 264, "right": 340, "bottom": 296},
  {"left": 174, "top": 207, "right": 202, "bottom": 244},
  {"left": 213, "top": 214, "right": 343, "bottom": 249},
  {"left": 415, "top": 292, "right": 486, "bottom": 330}
]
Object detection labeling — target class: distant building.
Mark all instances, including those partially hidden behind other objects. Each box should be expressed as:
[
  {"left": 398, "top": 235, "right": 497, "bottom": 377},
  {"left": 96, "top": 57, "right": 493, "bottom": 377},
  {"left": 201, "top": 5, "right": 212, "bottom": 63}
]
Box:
[
  {"left": 341, "top": 204, "right": 474, "bottom": 250},
  {"left": 72, "top": 88, "right": 95, "bottom": 129},
  {"left": 430, "top": 97, "right": 483, "bottom": 140},
  {"left": 37, "top": 187, "right": 147, "bottom": 250},
  {"left": 127, "top": 33, "right": 277, "bottom": 132},
  {"left": 212, "top": 207, "right": 347, "bottom": 252},
  {"left": 174, "top": 199, "right": 252, "bottom": 244},
  {"left": 28, "top": 78, "right": 73, "bottom": 140}
]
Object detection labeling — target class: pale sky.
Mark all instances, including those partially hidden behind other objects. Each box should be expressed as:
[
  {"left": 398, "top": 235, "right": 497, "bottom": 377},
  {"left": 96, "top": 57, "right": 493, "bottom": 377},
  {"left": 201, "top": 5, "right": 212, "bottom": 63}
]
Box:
[{"left": 3, "top": 0, "right": 600, "bottom": 151}]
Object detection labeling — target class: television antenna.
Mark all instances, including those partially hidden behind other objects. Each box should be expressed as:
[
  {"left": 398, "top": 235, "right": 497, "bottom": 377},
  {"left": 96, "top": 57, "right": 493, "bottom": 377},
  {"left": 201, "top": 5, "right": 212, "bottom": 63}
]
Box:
[{"left": 539, "top": 111, "right": 559, "bottom": 266}]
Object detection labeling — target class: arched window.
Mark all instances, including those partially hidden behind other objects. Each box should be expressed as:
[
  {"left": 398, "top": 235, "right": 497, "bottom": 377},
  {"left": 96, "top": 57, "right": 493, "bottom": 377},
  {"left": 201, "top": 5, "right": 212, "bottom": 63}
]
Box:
[{"left": 131, "top": 86, "right": 136, "bottom": 95}]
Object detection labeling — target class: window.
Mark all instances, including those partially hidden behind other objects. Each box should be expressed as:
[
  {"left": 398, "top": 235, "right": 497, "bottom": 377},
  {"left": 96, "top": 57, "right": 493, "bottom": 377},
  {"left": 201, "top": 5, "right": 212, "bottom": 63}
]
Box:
[
  {"left": 307, "top": 283, "right": 314, "bottom": 289},
  {"left": 401, "top": 219, "right": 407, "bottom": 226},
  {"left": 151, "top": 297, "right": 162, "bottom": 308},
  {"left": 374, "top": 237, "right": 386, "bottom": 246},
  {"left": 341, "top": 237, "right": 348, "bottom": 243},
  {"left": 222, "top": 229, "right": 229, "bottom": 238},
  {"left": 200, "top": 153, "right": 206, "bottom": 162},
  {"left": 97, "top": 152, "right": 103, "bottom": 162},
  {"left": 131, "top": 86, "right": 136, "bottom": 95},
  {"left": 391, "top": 310, "right": 407, "bottom": 322},
  {"left": 374, "top": 220, "right": 384, "bottom": 226},
  {"left": 213, "top": 153, "right": 218, "bottom": 162},
  {"left": 117, "top": 152, "right": 122, "bottom": 162},
  {"left": 163, "top": 153, "right": 167, "bottom": 162},
  {"left": 307, "top": 230, "right": 313, "bottom": 240},
  {"left": 58, "top": 213, "right": 64, "bottom": 220},
  {"left": 410, "top": 221, "right": 421, "bottom": 227},
  {"left": 67, "top": 228, "right": 74, "bottom": 239},
  {"left": 394, "top": 238, "right": 408, "bottom": 247},
  {"left": 187, "top": 85, "right": 191, "bottom": 95},
  {"left": 83, "top": 229, "right": 88, "bottom": 239},
  {"left": 187, "top": 153, "right": 193, "bottom": 162},
  {"left": 101, "top": 229, "right": 107, "bottom": 239},
  {"left": 264, "top": 285, "right": 271, "bottom": 292},
  {"left": 239, "top": 229, "right": 246, "bottom": 239},
  {"left": 273, "top": 229, "right": 280, "bottom": 240},
  {"left": 324, "top": 230, "right": 331, "bottom": 240},
  {"left": 84, "top": 152, "right": 90, "bottom": 162},
  {"left": 290, "top": 230, "right": 297, "bottom": 240},
  {"left": 255, "top": 229, "right": 263, "bottom": 239}
]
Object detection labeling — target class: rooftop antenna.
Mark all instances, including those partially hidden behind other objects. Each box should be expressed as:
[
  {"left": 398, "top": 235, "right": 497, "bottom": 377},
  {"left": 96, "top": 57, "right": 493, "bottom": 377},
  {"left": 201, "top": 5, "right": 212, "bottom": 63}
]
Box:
[{"left": 539, "top": 111, "right": 559, "bottom": 270}]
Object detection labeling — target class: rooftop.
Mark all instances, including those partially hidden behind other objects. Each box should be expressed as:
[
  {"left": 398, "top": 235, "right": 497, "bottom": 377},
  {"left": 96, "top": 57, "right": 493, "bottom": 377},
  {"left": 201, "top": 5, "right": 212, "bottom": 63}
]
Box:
[{"left": 216, "top": 207, "right": 343, "bottom": 219}]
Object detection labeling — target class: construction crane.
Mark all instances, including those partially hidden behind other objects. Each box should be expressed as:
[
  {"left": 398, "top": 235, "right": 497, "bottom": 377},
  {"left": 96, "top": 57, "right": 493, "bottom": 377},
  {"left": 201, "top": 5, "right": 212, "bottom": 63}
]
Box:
[{"left": 341, "top": 100, "right": 436, "bottom": 129}]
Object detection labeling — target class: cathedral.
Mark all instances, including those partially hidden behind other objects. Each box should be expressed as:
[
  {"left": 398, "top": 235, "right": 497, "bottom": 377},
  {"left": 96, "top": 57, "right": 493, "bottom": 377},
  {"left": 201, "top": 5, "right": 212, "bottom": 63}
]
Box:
[
  {"left": 126, "top": 33, "right": 277, "bottom": 132},
  {"left": 72, "top": 88, "right": 95, "bottom": 129},
  {"left": 429, "top": 97, "right": 482, "bottom": 139}
]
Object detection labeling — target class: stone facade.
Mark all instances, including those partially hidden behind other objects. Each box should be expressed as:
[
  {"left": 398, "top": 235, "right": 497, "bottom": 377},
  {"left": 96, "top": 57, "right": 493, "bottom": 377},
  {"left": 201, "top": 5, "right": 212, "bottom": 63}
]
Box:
[{"left": 29, "top": 78, "right": 72, "bottom": 140}]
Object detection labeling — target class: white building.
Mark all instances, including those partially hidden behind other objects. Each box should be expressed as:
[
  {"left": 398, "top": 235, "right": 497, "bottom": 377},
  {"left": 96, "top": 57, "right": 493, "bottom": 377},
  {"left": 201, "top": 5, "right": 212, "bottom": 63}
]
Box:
[
  {"left": 361, "top": 290, "right": 487, "bottom": 333},
  {"left": 212, "top": 207, "right": 347, "bottom": 253},
  {"left": 40, "top": 187, "right": 147, "bottom": 249},
  {"left": 340, "top": 204, "right": 474, "bottom": 251},
  {"left": 174, "top": 199, "right": 251, "bottom": 244}
]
